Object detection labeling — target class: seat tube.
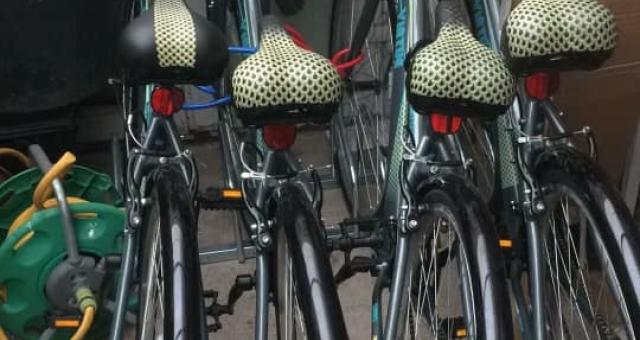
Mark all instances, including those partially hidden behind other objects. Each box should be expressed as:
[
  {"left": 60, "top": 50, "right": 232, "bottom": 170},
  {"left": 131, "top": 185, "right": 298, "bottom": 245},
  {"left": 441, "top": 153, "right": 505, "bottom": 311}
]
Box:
[
  {"left": 383, "top": 0, "right": 425, "bottom": 338},
  {"left": 240, "top": 0, "right": 262, "bottom": 47}
]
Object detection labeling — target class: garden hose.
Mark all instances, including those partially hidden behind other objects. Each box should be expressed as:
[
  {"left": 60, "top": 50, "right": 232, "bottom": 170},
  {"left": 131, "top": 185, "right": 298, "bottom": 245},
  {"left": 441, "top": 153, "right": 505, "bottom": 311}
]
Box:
[
  {"left": 4, "top": 152, "right": 84, "bottom": 249},
  {"left": 0, "top": 286, "right": 5, "bottom": 340},
  {"left": 70, "top": 287, "right": 97, "bottom": 340},
  {"left": 33, "top": 152, "right": 76, "bottom": 209},
  {"left": 8, "top": 197, "right": 87, "bottom": 235},
  {"left": 70, "top": 306, "right": 95, "bottom": 340},
  {"left": 0, "top": 148, "right": 31, "bottom": 168}
]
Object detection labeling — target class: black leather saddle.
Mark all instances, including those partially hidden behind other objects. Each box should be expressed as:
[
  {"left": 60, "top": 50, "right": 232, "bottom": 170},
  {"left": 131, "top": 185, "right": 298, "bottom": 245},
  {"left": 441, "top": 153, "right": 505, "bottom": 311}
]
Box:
[{"left": 117, "top": 0, "right": 228, "bottom": 84}]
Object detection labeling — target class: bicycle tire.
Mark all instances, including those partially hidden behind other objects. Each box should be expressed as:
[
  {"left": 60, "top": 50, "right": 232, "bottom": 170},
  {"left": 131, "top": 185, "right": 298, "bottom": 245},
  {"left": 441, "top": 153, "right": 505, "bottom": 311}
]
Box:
[
  {"left": 136, "top": 164, "right": 207, "bottom": 339},
  {"left": 394, "top": 175, "right": 512, "bottom": 340},
  {"left": 271, "top": 183, "right": 348, "bottom": 340},
  {"left": 330, "top": 0, "right": 394, "bottom": 217},
  {"left": 533, "top": 146, "right": 640, "bottom": 339}
]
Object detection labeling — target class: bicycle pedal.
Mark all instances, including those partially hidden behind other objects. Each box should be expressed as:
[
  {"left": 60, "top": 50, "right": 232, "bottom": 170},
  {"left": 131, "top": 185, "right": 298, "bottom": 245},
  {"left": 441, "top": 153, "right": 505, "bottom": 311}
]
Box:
[
  {"left": 50, "top": 316, "right": 82, "bottom": 329},
  {"left": 204, "top": 289, "right": 231, "bottom": 333},
  {"left": 499, "top": 238, "right": 513, "bottom": 250},
  {"left": 198, "top": 187, "right": 244, "bottom": 210},
  {"left": 350, "top": 256, "right": 376, "bottom": 272},
  {"left": 335, "top": 255, "right": 377, "bottom": 284}
]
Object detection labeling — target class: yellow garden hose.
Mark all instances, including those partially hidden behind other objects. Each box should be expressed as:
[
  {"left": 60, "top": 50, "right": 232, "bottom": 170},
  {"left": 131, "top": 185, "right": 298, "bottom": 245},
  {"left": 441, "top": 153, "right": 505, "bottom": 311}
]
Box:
[
  {"left": 70, "top": 306, "right": 95, "bottom": 340},
  {"left": 4, "top": 152, "right": 81, "bottom": 249},
  {"left": 0, "top": 282, "right": 6, "bottom": 340},
  {"left": 33, "top": 152, "right": 76, "bottom": 209},
  {"left": 8, "top": 197, "right": 87, "bottom": 235},
  {"left": 70, "top": 287, "right": 97, "bottom": 340},
  {"left": 0, "top": 147, "right": 31, "bottom": 168}
]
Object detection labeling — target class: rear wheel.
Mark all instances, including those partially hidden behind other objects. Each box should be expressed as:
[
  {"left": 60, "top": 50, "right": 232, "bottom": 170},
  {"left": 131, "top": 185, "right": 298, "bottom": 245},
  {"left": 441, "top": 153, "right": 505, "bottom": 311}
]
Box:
[
  {"left": 330, "top": 0, "right": 394, "bottom": 216},
  {"left": 537, "top": 165, "right": 640, "bottom": 339},
  {"left": 137, "top": 165, "right": 207, "bottom": 339},
  {"left": 396, "top": 178, "right": 512, "bottom": 339},
  {"left": 275, "top": 219, "right": 308, "bottom": 340},
  {"left": 272, "top": 183, "right": 348, "bottom": 340}
]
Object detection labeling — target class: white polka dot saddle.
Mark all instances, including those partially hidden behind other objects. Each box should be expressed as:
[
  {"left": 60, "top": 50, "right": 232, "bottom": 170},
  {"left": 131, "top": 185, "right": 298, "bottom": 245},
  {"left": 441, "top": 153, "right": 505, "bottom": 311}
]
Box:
[
  {"left": 232, "top": 16, "right": 342, "bottom": 126},
  {"left": 503, "top": 0, "right": 617, "bottom": 75},
  {"left": 407, "top": 0, "right": 514, "bottom": 119}
]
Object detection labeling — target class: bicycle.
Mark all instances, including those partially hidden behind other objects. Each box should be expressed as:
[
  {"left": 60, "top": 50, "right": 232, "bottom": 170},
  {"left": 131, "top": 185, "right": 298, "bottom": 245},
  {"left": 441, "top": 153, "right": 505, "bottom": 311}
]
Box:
[
  {"left": 107, "top": 0, "right": 229, "bottom": 338},
  {"left": 203, "top": 1, "right": 356, "bottom": 337},
  {"left": 329, "top": 0, "right": 516, "bottom": 338},
  {"left": 472, "top": 0, "right": 640, "bottom": 338}
]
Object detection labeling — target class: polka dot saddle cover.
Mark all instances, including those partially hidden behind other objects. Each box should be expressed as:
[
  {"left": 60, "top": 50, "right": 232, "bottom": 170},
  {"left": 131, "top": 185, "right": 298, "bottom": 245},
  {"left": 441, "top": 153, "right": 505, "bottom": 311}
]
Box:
[
  {"left": 407, "top": 24, "right": 515, "bottom": 119},
  {"left": 503, "top": 0, "right": 617, "bottom": 75},
  {"left": 232, "top": 16, "right": 342, "bottom": 125}
]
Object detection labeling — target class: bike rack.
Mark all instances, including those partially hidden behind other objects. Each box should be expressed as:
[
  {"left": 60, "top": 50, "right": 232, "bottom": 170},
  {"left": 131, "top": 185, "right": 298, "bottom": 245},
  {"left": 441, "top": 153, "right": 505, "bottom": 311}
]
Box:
[{"left": 199, "top": 242, "right": 257, "bottom": 264}]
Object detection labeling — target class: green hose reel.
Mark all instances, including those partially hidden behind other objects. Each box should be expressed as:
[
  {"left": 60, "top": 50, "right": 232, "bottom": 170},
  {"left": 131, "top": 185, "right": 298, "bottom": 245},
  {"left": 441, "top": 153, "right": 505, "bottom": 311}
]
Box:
[{"left": 0, "top": 166, "right": 124, "bottom": 339}]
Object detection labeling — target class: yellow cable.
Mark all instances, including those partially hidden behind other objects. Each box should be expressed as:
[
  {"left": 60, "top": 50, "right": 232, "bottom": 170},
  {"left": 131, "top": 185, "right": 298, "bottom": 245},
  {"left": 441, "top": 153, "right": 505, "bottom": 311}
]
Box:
[
  {"left": 6, "top": 197, "right": 87, "bottom": 250},
  {"left": 33, "top": 152, "right": 76, "bottom": 209},
  {"left": 0, "top": 326, "right": 8, "bottom": 340},
  {"left": 70, "top": 306, "right": 95, "bottom": 340},
  {"left": 8, "top": 197, "right": 87, "bottom": 235},
  {"left": 0, "top": 148, "right": 31, "bottom": 168}
]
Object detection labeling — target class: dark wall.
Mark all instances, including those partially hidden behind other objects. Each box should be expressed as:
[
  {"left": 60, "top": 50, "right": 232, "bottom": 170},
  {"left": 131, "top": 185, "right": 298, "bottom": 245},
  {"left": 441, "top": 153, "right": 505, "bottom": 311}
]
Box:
[{"left": 0, "top": 0, "right": 130, "bottom": 113}]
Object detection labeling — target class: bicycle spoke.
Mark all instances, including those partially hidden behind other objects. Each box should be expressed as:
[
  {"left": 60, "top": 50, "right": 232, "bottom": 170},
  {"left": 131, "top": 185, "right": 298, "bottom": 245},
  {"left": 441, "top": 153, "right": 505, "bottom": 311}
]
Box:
[{"left": 542, "top": 187, "right": 635, "bottom": 340}]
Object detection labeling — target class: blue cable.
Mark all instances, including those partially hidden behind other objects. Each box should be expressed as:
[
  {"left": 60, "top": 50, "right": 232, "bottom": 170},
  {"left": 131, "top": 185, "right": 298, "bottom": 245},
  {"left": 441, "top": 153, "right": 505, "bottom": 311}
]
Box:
[
  {"left": 195, "top": 85, "right": 216, "bottom": 95},
  {"left": 182, "top": 96, "right": 232, "bottom": 111},
  {"left": 228, "top": 46, "right": 258, "bottom": 54},
  {"left": 184, "top": 46, "right": 256, "bottom": 110}
]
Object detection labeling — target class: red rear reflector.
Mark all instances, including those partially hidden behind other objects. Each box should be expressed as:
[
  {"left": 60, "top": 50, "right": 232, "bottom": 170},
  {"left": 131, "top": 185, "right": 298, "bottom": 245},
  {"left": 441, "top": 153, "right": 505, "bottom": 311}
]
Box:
[
  {"left": 151, "top": 86, "right": 185, "bottom": 116},
  {"left": 263, "top": 124, "right": 297, "bottom": 150},
  {"left": 525, "top": 72, "right": 560, "bottom": 100},
  {"left": 429, "top": 113, "right": 463, "bottom": 134}
]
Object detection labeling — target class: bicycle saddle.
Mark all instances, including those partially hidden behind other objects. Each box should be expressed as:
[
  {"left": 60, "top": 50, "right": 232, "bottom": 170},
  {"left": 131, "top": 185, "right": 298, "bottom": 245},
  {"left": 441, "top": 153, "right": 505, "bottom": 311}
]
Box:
[
  {"left": 116, "top": 0, "right": 228, "bottom": 84},
  {"left": 232, "top": 16, "right": 342, "bottom": 125},
  {"left": 503, "top": 0, "right": 616, "bottom": 75},
  {"left": 407, "top": 0, "right": 514, "bottom": 119}
]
